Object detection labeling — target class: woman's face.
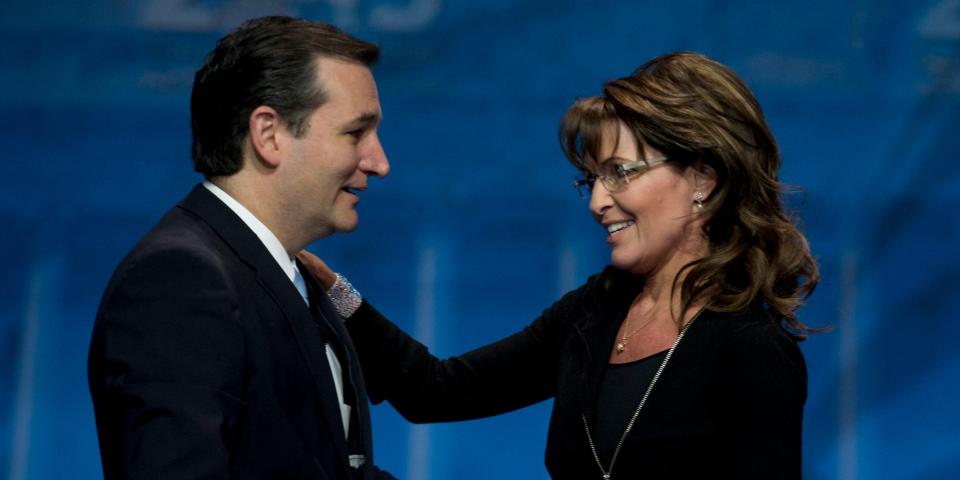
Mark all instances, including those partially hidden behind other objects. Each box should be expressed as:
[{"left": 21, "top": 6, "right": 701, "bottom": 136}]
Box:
[{"left": 588, "top": 121, "right": 708, "bottom": 276}]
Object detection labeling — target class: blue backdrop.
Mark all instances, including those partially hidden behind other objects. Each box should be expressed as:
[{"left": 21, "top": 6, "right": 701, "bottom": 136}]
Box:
[{"left": 2, "top": 1, "right": 959, "bottom": 479}]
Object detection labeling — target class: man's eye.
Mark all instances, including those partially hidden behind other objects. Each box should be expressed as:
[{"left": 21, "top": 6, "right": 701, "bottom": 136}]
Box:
[{"left": 346, "top": 129, "right": 364, "bottom": 140}]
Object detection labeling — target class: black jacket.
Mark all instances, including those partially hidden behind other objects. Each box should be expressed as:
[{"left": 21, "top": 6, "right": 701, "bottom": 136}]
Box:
[
  {"left": 347, "top": 266, "right": 806, "bottom": 479},
  {"left": 89, "top": 185, "right": 392, "bottom": 479}
]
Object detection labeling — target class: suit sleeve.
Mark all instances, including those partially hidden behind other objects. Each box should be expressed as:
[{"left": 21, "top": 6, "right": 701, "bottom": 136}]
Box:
[
  {"left": 716, "top": 322, "right": 807, "bottom": 479},
  {"left": 344, "top": 285, "right": 587, "bottom": 424},
  {"left": 89, "top": 246, "right": 246, "bottom": 479}
]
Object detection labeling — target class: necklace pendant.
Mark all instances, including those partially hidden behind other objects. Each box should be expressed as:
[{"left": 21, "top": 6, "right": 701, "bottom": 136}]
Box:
[
  {"left": 615, "top": 342, "right": 625, "bottom": 353},
  {"left": 603, "top": 475, "right": 610, "bottom": 480}
]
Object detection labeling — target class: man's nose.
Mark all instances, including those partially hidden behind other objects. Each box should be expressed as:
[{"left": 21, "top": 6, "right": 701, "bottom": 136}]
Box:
[{"left": 361, "top": 135, "right": 389, "bottom": 177}]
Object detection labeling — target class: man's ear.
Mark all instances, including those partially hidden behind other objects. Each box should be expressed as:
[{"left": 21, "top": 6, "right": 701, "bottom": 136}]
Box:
[{"left": 248, "top": 106, "right": 283, "bottom": 169}]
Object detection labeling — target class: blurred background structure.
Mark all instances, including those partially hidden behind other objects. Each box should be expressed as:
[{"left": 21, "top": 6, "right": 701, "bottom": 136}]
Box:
[{"left": 2, "top": 0, "right": 959, "bottom": 478}]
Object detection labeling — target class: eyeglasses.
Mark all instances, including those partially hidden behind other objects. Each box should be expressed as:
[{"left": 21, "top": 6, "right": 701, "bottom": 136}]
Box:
[{"left": 572, "top": 156, "right": 668, "bottom": 198}]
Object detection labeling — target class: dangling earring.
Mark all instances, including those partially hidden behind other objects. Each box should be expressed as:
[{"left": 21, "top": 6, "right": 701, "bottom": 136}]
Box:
[{"left": 694, "top": 191, "right": 704, "bottom": 210}]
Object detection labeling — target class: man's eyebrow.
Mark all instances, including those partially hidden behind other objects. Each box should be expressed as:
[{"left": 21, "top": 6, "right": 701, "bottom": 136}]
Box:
[{"left": 342, "top": 111, "right": 381, "bottom": 130}]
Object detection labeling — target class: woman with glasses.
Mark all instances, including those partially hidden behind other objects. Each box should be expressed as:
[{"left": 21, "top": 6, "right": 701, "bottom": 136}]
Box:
[{"left": 301, "top": 51, "right": 819, "bottom": 479}]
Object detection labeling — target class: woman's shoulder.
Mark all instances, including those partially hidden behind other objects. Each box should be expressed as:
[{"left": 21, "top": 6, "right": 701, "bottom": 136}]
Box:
[
  {"left": 698, "top": 303, "right": 794, "bottom": 335},
  {"left": 696, "top": 304, "right": 809, "bottom": 405},
  {"left": 695, "top": 304, "right": 806, "bottom": 369}
]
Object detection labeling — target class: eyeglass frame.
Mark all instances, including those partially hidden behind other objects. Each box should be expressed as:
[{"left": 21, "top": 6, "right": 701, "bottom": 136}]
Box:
[{"left": 572, "top": 156, "right": 669, "bottom": 198}]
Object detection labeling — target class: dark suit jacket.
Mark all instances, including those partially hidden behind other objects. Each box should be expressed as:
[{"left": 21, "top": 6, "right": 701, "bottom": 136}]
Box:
[
  {"left": 89, "top": 185, "right": 388, "bottom": 479},
  {"left": 346, "top": 266, "right": 806, "bottom": 479}
]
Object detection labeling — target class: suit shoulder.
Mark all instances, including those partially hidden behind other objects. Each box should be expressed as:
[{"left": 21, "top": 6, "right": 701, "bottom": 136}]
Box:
[
  {"left": 101, "top": 206, "right": 238, "bottom": 303},
  {"left": 132, "top": 205, "right": 223, "bottom": 258}
]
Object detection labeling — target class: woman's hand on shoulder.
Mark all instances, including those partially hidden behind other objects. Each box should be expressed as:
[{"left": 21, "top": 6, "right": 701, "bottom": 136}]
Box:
[{"left": 297, "top": 250, "right": 338, "bottom": 290}]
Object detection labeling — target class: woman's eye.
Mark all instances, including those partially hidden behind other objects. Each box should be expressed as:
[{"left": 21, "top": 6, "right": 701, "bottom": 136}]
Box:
[{"left": 601, "top": 165, "right": 621, "bottom": 178}]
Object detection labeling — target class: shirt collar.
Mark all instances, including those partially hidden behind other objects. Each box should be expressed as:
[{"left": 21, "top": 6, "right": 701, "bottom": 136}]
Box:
[{"left": 202, "top": 180, "right": 298, "bottom": 283}]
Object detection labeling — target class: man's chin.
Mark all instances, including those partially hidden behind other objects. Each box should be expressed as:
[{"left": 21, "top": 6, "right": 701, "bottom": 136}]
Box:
[{"left": 333, "top": 215, "right": 360, "bottom": 233}]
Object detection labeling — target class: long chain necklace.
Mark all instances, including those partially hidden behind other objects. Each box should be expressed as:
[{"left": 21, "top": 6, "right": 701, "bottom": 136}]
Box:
[{"left": 581, "top": 313, "right": 700, "bottom": 480}]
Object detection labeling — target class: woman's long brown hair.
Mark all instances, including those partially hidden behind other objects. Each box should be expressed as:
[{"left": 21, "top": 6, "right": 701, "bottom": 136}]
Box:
[{"left": 561, "top": 52, "right": 820, "bottom": 338}]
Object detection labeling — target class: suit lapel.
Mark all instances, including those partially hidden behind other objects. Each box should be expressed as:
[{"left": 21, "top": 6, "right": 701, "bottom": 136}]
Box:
[{"left": 178, "top": 184, "right": 351, "bottom": 464}]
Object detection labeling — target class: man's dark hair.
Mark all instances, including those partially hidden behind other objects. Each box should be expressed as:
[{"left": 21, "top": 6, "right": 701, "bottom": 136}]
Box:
[{"left": 191, "top": 16, "right": 380, "bottom": 177}]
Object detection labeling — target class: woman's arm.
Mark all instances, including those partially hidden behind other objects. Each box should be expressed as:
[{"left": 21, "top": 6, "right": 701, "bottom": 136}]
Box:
[
  {"left": 298, "top": 251, "right": 585, "bottom": 423},
  {"left": 347, "top": 300, "right": 571, "bottom": 423}
]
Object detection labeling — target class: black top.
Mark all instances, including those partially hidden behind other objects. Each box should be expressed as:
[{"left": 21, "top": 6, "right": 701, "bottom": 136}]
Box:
[
  {"left": 592, "top": 350, "right": 668, "bottom": 465},
  {"left": 347, "top": 266, "right": 807, "bottom": 479}
]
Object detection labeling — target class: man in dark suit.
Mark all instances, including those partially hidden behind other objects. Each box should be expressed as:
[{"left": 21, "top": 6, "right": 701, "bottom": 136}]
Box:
[{"left": 88, "top": 16, "right": 394, "bottom": 479}]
